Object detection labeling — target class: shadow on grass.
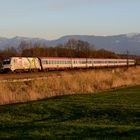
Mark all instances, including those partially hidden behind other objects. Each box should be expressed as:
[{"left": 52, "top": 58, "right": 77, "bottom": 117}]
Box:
[{"left": 0, "top": 122, "right": 140, "bottom": 139}]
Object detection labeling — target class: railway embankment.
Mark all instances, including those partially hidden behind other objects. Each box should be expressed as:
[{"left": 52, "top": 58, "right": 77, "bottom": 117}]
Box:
[{"left": 0, "top": 66, "right": 140, "bottom": 105}]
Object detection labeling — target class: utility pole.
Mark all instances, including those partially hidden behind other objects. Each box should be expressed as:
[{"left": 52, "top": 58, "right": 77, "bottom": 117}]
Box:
[
  {"left": 127, "top": 50, "right": 129, "bottom": 69},
  {"left": 70, "top": 40, "right": 73, "bottom": 68},
  {"left": 86, "top": 46, "right": 88, "bottom": 68}
]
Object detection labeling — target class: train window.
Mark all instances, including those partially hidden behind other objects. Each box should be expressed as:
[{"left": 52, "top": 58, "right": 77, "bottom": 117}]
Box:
[
  {"left": 42, "top": 60, "right": 46, "bottom": 64},
  {"left": 50, "top": 61, "right": 52, "bottom": 64},
  {"left": 3, "top": 58, "right": 11, "bottom": 65},
  {"left": 96, "top": 61, "right": 100, "bottom": 63},
  {"left": 83, "top": 61, "right": 85, "bottom": 64},
  {"left": 88, "top": 61, "right": 91, "bottom": 64}
]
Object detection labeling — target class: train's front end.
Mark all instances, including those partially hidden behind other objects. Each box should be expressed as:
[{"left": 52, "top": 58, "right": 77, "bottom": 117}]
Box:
[{"left": 2, "top": 58, "right": 12, "bottom": 73}]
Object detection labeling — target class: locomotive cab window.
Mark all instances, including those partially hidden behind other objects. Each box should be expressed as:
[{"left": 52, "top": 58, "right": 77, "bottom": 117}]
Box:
[{"left": 3, "top": 58, "right": 11, "bottom": 65}]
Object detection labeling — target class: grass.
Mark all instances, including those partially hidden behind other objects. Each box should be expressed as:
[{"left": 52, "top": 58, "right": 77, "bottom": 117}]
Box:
[
  {"left": 1, "top": 66, "right": 140, "bottom": 105},
  {"left": 0, "top": 86, "right": 140, "bottom": 139}
]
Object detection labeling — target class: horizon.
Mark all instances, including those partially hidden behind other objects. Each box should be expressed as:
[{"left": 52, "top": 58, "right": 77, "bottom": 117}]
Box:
[
  {"left": 1, "top": 32, "right": 140, "bottom": 40},
  {"left": 0, "top": 0, "right": 140, "bottom": 39}
]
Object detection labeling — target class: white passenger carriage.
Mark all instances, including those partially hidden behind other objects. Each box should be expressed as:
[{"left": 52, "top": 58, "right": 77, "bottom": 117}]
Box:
[
  {"left": 40, "top": 57, "right": 72, "bottom": 70},
  {"left": 40, "top": 57, "right": 135, "bottom": 70}
]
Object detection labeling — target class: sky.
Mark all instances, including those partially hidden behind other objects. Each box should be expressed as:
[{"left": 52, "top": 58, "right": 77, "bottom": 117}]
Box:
[{"left": 0, "top": 0, "right": 140, "bottom": 39}]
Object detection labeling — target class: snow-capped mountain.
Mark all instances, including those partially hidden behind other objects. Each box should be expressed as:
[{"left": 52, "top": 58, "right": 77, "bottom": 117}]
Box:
[{"left": 0, "top": 33, "right": 140, "bottom": 55}]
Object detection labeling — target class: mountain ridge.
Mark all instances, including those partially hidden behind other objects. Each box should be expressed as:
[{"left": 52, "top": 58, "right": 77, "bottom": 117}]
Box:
[{"left": 0, "top": 33, "right": 140, "bottom": 55}]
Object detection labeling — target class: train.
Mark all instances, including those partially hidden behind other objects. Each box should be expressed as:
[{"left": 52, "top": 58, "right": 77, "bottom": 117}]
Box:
[{"left": 1, "top": 57, "right": 136, "bottom": 73}]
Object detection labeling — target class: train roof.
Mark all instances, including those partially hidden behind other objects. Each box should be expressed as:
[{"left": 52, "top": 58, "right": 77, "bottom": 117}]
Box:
[
  {"left": 3, "top": 57, "right": 135, "bottom": 61},
  {"left": 39, "top": 57, "right": 134, "bottom": 61}
]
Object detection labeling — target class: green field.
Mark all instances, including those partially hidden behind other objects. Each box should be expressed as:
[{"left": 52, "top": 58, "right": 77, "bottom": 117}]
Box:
[{"left": 0, "top": 86, "right": 140, "bottom": 139}]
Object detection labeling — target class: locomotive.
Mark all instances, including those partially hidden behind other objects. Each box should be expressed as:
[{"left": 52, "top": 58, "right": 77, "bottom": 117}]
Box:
[{"left": 1, "top": 57, "right": 136, "bottom": 73}]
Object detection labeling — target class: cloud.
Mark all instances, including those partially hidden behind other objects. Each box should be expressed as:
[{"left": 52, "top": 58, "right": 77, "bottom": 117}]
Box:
[
  {"left": 42, "top": 0, "right": 130, "bottom": 12},
  {"left": 42, "top": 0, "right": 98, "bottom": 12}
]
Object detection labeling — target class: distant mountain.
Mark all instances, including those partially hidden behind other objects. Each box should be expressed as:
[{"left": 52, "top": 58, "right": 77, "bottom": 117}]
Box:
[
  {"left": 0, "top": 36, "right": 50, "bottom": 49},
  {"left": 0, "top": 33, "right": 140, "bottom": 55}
]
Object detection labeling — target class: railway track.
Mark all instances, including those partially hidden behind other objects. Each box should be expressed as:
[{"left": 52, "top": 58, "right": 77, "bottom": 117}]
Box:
[
  {"left": 0, "top": 66, "right": 137, "bottom": 82},
  {"left": 0, "top": 72, "right": 58, "bottom": 82}
]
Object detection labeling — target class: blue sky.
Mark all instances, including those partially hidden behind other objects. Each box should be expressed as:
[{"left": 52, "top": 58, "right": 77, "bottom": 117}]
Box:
[{"left": 0, "top": 0, "right": 140, "bottom": 39}]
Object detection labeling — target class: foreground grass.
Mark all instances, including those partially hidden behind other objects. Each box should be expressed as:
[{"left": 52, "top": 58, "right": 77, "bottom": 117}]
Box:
[{"left": 0, "top": 86, "right": 140, "bottom": 139}]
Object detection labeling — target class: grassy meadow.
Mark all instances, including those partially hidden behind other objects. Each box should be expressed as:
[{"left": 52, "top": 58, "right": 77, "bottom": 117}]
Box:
[
  {"left": 0, "top": 66, "right": 140, "bottom": 105},
  {"left": 0, "top": 85, "right": 140, "bottom": 139}
]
